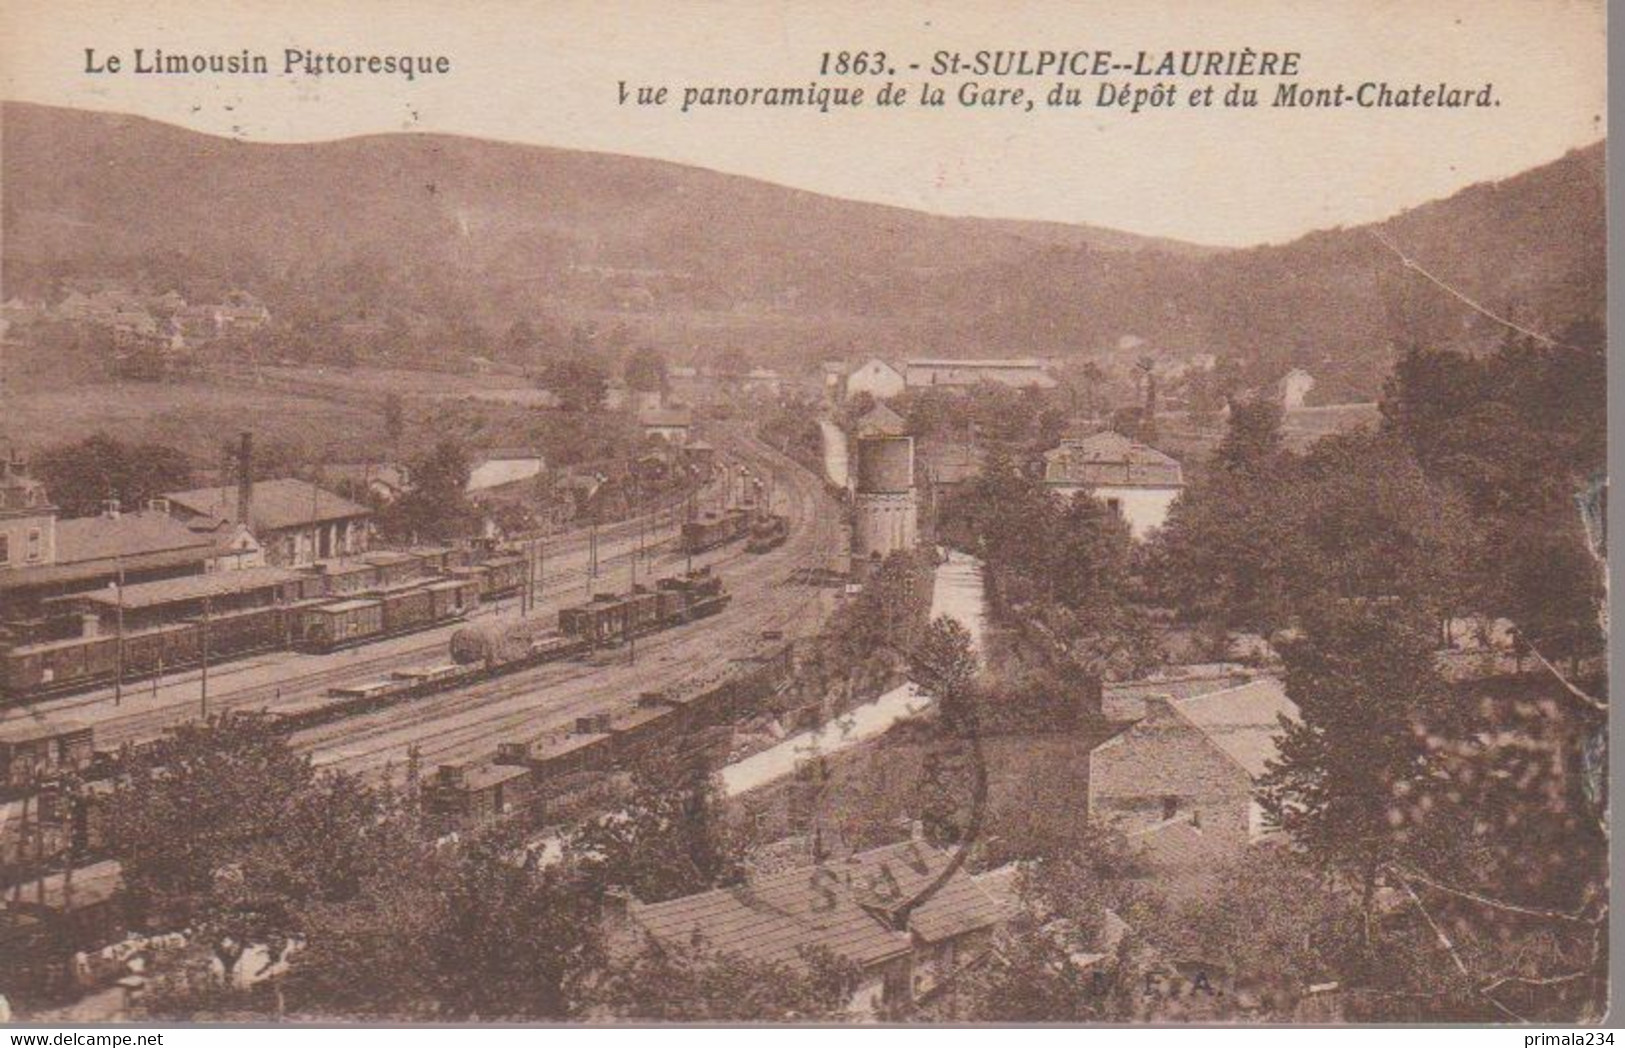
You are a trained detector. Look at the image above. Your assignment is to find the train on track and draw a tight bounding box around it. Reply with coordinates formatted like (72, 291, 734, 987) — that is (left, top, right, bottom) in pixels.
(0, 569, 736, 794)
(425, 641, 794, 826)
(745, 513, 788, 553)
(679, 507, 754, 555)
(0, 548, 528, 703)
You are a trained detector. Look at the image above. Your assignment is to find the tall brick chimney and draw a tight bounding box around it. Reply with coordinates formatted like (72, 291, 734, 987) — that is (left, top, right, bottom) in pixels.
(236, 431, 254, 528)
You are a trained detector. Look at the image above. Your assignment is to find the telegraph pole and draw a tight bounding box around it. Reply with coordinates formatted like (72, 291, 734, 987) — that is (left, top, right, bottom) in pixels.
(199, 595, 211, 718)
(113, 555, 125, 707)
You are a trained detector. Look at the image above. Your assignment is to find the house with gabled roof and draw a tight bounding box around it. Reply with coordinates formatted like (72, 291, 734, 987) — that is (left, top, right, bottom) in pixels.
(1087, 677, 1299, 898)
(614, 839, 1013, 1017)
(1042, 430, 1185, 539)
(844, 358, 906, 401)
(162, 478, 371, 568)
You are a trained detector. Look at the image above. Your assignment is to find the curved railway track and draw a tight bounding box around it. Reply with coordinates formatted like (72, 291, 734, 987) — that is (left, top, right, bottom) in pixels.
(300, 428, 843, 777)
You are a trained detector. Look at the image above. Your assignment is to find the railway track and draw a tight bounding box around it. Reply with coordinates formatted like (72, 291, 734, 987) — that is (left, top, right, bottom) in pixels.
(300, 428, 843, 777)
(0, 499, 704, 748)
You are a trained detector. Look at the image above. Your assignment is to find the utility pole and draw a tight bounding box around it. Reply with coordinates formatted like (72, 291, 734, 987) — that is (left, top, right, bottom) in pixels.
(113, 555, 125, 707)
(200, 595, 211, 719)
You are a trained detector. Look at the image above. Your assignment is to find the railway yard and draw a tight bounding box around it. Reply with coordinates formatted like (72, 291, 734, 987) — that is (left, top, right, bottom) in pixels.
(0, 426, 846, 866)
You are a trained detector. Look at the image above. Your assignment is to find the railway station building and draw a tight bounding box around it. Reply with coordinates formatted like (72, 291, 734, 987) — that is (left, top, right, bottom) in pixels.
(0, 453, 216, 629)
(161, 478, 372, 569)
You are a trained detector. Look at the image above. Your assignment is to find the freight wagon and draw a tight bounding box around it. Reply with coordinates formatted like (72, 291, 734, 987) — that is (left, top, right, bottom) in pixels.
(0, 720, 94, 794)
(292, 598, 384, 653)
(679, 508, 753, 555)
(745, 513, 789, 553)
(362, 550, 425, 588)
(479, 555, 529, 599)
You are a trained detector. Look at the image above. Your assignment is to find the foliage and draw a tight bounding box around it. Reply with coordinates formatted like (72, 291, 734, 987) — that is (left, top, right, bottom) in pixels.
(941, 451, 1163, 683)
(1148, 428, 1476, 634)
(105, 715, 356, 980)
(1379, 337, 1607, 663)
(376, 437, 477, 542)
(541, 357, 608, 413)
(33, 432, 193, 518)
(566, 755, 741, 905)
(1257, 606, 1462, 900)
(623, 345, 668, 393)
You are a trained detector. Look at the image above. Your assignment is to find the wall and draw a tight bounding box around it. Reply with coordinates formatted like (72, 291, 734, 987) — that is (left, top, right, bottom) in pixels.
(846, 361, 905, 400)
(1051, 484, 1181, 540)
(0, 510, 55, 570)
(853, 491, 917, 562)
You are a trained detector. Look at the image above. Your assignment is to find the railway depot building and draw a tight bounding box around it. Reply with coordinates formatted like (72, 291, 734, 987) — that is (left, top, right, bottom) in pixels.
(0, 454, 216, 628)
(161, 478, 372, 568)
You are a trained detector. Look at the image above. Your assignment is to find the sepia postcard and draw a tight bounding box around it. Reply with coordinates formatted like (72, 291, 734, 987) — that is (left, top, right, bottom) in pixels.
(0, 0, 1611, 1032)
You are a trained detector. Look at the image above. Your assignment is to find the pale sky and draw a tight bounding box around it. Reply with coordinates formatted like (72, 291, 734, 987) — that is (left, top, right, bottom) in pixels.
(0, 0, 1606, 246)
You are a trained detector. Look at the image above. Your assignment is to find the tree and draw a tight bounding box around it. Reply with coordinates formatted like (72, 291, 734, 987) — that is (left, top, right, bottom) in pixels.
(566, 755, 741, 904)
(33, 433, 193, 517)
(623, 345, 668, 393)
(103, 715, 357, 982)
(541, 357, 608, 413)
(379, 438, 476, 542)
(417, 839, 601, 1019)
(1213, 396, 1286, 475)
(1256, 606, 1462, 938)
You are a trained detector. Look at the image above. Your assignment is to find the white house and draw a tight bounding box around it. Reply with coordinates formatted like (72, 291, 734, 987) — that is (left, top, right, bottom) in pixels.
(467, 450, 546, 493)
(1043, 431, 1184, 540)
(845, 358, 906, 400)
(1278, 368, 1315, 409)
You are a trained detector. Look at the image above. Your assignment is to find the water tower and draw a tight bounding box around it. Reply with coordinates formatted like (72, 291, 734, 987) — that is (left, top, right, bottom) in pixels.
(850, 404, 917, 571)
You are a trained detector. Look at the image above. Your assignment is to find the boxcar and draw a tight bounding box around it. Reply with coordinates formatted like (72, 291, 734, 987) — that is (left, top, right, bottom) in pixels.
(480, 555, 528, 599)
(204, 605, 286, 659)
(410, 546, 453, 575)
(559, 595, 623, 644)
(1, 635, 118, 698)
(448, 564, 492, 598)
(293, 599, 385, 653)
(426, 578, 480, 621)
(316, 561, 380, 597)
(424, 762, 532, 823)
(363, 551, 424, 588)
(379, 586, 436, 635)
(0, 720, 94, 791)
(622, 589, 664, 636)
(516, 729, 614, 781)
(113, 623, 200, 681)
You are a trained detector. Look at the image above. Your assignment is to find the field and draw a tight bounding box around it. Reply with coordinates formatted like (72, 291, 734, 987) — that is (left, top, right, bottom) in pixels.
(5, 379, 389, 465)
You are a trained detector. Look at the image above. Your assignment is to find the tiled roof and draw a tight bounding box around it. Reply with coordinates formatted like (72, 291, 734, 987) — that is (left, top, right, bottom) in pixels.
(853, 403, 908, 437)
(906, 358, 1047, 369)
(164, 479, 370, 532)
(640, 407, 693, 427)
(53, 510, 216, 565)
(67, 565, 303, 610)
(1172, 678, 1299, 779)
(1044, 432, 1184, 488)
(630, 840, 1006, 970)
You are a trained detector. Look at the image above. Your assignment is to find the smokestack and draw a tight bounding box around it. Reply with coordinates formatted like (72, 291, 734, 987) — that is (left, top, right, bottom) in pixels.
(236, 431, 253, 528)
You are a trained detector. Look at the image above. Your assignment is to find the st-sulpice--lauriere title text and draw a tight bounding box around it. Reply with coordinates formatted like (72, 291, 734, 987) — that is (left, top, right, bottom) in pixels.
(83, 48, 452, 80)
